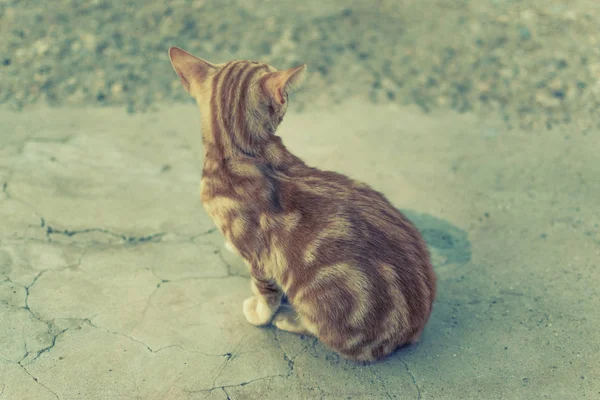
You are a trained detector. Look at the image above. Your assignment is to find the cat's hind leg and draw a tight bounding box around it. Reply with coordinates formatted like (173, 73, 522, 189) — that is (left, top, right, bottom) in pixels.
(272, 305, 312, 335)
(243, 276, 282, 326)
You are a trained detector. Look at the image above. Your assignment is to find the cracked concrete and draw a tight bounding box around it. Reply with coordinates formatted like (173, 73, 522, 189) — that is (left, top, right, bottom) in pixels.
(1, 101, 599, 400)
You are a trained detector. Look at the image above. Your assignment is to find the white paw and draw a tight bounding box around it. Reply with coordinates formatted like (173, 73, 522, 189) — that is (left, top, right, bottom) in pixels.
(243, 296, 273, 326)
(272, 313, 295, 331)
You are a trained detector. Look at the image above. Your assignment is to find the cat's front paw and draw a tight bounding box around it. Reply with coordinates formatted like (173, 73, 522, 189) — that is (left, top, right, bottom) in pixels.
(243, 296, 274, 326)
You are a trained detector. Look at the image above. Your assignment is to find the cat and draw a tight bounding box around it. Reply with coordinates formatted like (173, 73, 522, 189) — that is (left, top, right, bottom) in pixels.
(168, 46, 437, 362)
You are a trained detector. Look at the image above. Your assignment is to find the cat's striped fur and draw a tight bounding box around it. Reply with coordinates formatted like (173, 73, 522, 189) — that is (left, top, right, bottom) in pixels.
(169, 47, 436, 362)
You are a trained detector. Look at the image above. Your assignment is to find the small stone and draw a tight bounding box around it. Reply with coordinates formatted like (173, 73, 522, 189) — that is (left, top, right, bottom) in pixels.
(535, 90, 560, 108)
(549, 78, 563, 91)
(111, 83, 124, 96)
(33, 73, 46, 83)
(476, 81, 491, 92)
(15, 48, 29, 62)
(80, 33, 98, 51)
(33, 39, 51, 55)
(521, 9, 536, 21)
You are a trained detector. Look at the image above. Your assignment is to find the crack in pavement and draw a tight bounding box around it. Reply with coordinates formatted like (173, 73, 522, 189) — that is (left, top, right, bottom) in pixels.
(192, 331, 297, 396)
(2, 181, 219, 247)
(18, 362, 60, 400)
(208, 352, 234, 393)
(83, 318, 233, 359)
(16, 271, 73, 367)
(190, 374, 288, 396)
(399, 359, 421, 400)
(217, 248, 248, 279)
(271, 329, 295, 379)
(84, 318, 162, 354)
(45, 225, 165, 245)
(1, 182, 46, 223)
(30, 328, 69, 363)
(140, 254, 245, 322)
(139, 275, 168, 322)
(221, 387, 231, 400)
(370, 368, 393, 400)
(23, 271, 49, 325)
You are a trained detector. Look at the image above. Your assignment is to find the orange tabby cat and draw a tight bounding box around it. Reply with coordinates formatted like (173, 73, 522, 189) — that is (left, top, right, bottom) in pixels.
(168, 47, 436, 362)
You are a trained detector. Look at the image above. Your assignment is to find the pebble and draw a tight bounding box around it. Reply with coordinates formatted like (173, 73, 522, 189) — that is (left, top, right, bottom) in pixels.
(535, 90, 561, 108)
(476, 81, 491, 93)
(80, 33, 98, 52)
(520, 10, 537, 21)
(549, 78, 564, 91)
(111, 83, 124, 96)
(33, 39, 51, 56)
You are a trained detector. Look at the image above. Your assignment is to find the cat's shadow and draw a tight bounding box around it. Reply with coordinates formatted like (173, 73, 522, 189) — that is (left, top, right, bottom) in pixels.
(401, 209, 471, 267)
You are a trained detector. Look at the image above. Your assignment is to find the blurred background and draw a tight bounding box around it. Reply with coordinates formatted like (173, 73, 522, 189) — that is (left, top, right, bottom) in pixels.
(2, 0, 599, 131)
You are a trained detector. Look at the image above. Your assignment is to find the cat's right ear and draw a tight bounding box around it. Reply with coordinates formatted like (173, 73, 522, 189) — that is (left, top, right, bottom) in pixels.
(168, 47, 216, 95)
(262, 64, 307, 105)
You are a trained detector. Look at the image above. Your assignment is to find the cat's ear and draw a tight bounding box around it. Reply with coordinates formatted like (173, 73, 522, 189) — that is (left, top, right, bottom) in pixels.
(262, 64, 307, 105)
(168, 47, 216, 94)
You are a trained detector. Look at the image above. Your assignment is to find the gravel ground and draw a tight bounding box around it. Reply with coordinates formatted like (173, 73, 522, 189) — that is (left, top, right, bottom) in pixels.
(1, 0, 599, 131)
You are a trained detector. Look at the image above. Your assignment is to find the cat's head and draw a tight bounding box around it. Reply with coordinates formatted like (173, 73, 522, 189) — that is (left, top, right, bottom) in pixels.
(168, 47, 306, 152)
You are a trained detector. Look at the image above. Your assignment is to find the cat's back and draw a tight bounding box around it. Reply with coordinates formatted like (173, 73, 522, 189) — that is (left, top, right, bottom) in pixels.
(282, 167, 430, 263)
(279, 167, 436, 362)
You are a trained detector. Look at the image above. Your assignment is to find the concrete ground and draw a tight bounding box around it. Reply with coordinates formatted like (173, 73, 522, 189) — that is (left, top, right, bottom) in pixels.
(1, 99, 598, 399)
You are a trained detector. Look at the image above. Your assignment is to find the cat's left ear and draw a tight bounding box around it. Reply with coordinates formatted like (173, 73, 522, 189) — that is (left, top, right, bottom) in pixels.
(262, 64, 307, 105)
(169, 47, 216, 95)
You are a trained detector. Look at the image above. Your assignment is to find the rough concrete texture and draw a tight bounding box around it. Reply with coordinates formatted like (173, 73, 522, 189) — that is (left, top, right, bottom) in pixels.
(1, 101, 598, 399)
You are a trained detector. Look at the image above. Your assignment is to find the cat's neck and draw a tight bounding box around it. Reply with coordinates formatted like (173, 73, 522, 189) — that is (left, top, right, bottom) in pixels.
(259, 136, 303, 169)
(202, 130, 302, 173)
